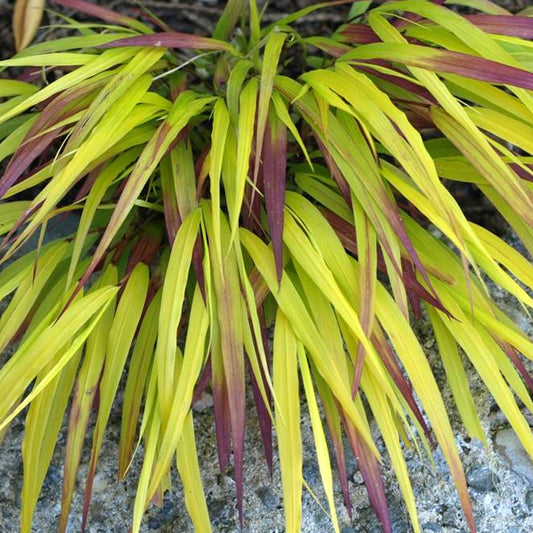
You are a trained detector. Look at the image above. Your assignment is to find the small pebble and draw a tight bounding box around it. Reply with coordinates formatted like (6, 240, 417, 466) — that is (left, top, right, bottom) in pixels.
(466, 465, 496, 491)
(341, 527, 357, 533)
(256, 486, 279, 511)
(192, 391, 213, 412)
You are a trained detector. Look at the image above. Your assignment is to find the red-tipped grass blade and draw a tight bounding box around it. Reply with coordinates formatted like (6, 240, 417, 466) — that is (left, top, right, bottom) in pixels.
(464, 15, 533, 39)
(101, 32, 234, 52)
(263, 110, 288, 282)
(342, 43, 533, 91)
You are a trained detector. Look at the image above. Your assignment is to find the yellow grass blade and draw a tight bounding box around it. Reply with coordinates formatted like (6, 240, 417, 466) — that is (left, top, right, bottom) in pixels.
(15, 33, 135, 56)
(131, 389, 163, 533)
(156, 208, 202, 422)
(433, 283, 533, 460)
(66, 148, 141, 287)
(274, 311, 302, 533)
(134, 287, 209, 527)
(0, 52, 95, 68)
(227, 78, 257, 241)
(298, 348, 340, 533)
(233, 233, 276, 416)
(176, 412, 212, 532)
(119, 289, 161, 477)
(428, 307, 486, 443)
(82, 94, 214, 284)
(283, 210, 376, 360)
(284, 193, 399, 394)
(59, 265, 118, 533)
(0, 201, 31, 235)
(226, 59, 254, 122)
(0, 114, 37, 164)
(362, 371, 420, 533)
(0, 79, 38, 97)
(21, 347, 81, 533)
(60, 48, 166, 152)
(253, 31, 287, 186)
(353, 196, 379, 381)
(209, 99, 231, 267)
(0, 285, 119, 431)
(86, 263, 149, 464)
(272, 92, 312, 167)
(375, 0, 533, 110)
(0, 240, 69, 353)
(0, 48, 138, 127)
(8, 76, 157, 257)
(373, 274, 475, 530)
(383, 163, 533, 309)
(203, 205, 247, 514)
(240, 228, 379, 456)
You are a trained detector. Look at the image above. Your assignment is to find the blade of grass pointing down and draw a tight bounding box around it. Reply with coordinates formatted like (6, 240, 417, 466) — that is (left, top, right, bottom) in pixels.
(81, 264, 149, 532)
(132, 287, 209, 533)
(59, 266, 118, 533)
(274, 311, 302, 533)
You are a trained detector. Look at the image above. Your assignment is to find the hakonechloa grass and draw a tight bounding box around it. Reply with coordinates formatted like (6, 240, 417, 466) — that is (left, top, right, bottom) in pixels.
(1, 1, 533, 532)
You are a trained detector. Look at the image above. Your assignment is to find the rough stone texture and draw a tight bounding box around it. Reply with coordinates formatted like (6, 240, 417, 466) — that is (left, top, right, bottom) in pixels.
(465, 466, 496, 492)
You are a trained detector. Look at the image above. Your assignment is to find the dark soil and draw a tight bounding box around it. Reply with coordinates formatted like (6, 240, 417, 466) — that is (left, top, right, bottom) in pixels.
(1, 0, 529, 61)
(1, 0, 529, 69)
(0, 0, 350, 61)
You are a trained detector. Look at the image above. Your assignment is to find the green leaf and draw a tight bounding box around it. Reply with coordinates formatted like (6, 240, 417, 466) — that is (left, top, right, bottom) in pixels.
(348, 1, 372, 20)
(213, 0, 245, 40)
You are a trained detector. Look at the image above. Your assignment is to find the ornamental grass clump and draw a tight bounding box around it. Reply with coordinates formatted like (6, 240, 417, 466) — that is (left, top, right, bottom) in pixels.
(1, 0, 533, 531)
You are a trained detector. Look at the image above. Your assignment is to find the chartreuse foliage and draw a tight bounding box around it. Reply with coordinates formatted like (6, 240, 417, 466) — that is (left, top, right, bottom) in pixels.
(1, 0, 533, 531)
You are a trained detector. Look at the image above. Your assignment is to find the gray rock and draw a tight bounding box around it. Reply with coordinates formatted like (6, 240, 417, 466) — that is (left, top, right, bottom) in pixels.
(466, 465, 496, 491)
(341, 527, 357, 533)
(495, 428, 533, 486)
(256, 486, 280, 511)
